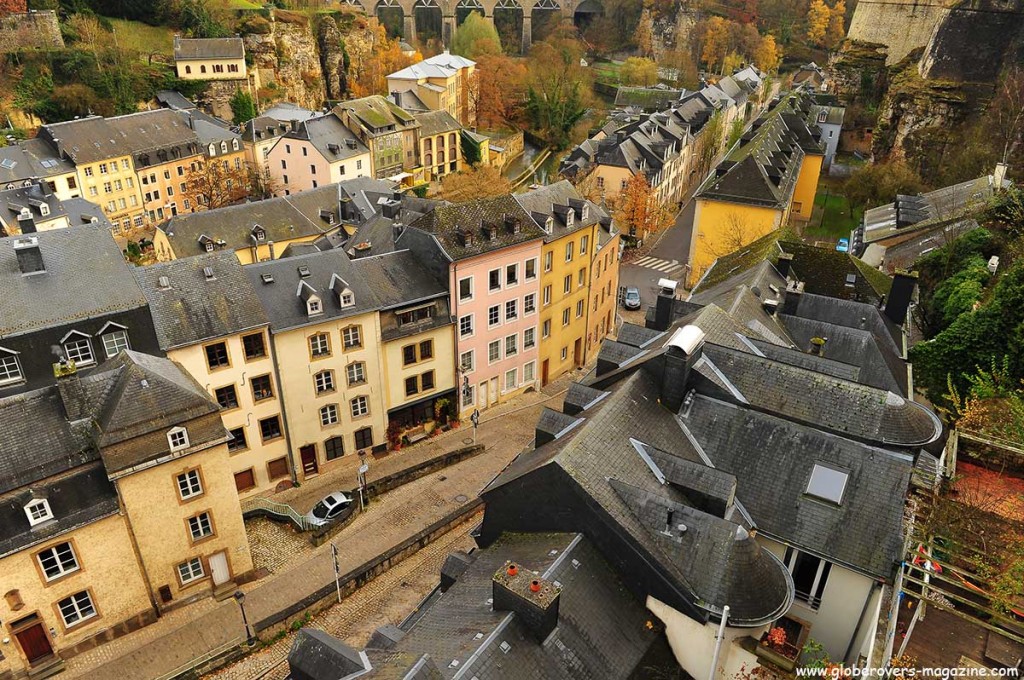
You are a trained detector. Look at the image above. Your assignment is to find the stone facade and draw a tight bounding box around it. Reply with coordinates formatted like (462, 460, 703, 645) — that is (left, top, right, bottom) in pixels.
(0, 11, 63, 53)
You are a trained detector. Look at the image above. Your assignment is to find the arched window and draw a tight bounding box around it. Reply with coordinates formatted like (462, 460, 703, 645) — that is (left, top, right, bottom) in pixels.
(185, 65, 192, 74)
(200, 65, 207, 74)
(449, 132, 457, 148)
(437, 136, 445, 149)
(438, 150, 445, 164)
(425, 153, 432, 166)
(424, 138, 432, 152)
(220, 141, 228, 154)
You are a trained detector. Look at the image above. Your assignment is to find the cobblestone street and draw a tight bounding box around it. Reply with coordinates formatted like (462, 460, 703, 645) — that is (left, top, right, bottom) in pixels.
(62, 370, 582, 680)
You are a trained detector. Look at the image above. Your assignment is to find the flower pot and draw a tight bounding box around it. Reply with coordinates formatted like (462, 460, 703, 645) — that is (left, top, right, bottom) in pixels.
(755, 641, 798, 673)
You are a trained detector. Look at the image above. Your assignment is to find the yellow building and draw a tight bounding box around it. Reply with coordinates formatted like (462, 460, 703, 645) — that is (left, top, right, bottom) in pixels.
(386, 51, 477, 127)
(412, 110, 463, 184)
(588, 218, 622, 358)
(688, 95, 824, 288)
(174, 36, 247, 80)
(0, 351, 252, 677)
(247, 250, 389, 479)
(134, 253, 293, 497)
(516, 181, 619, 385)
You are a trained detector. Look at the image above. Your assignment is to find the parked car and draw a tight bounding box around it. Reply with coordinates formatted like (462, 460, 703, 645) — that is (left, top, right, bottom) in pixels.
(835, 238, 850, 253)
(304, 492, 353, 527)
(623, 286, 642, 310)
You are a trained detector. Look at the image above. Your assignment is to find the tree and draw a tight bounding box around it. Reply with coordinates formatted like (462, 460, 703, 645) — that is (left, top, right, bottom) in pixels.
(826, 0, 846, 49)
(620, 57, 659, 86)
(0, 0, 26, 14)
(697, 110, 726, 176)
(700, 16, 731, 69)
(247, 164, 282, 201)
(613, 173, 672, 242)
(722, 52, 744, 74)
(183, 157, 251, 211)
(451, 11, 503, 60)
(992, 66, 1024, 165)
(229, 89, 256, 126)
(347, 19, 420, 98)
(726, 118, 745, 149)
(806, 0, 830, 47)
(842, 161, 923, 212)
(437, 164, 512, 202)
(660, 48, 699, 88)
(524, 25, 592, 147)
(65, 14, 107, 64)
(471, 53, 527, 130)
(753, 34, 781, 72)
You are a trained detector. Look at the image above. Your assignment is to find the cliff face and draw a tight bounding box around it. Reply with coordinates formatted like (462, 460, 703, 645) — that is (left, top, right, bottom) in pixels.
(918, 0, 1024, 82)
(245, 17, 325, 110)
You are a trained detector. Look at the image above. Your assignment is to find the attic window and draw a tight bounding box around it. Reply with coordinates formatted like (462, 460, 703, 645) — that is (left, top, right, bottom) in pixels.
(167, 426, 190, 452)
(252, 225, 266, 241)
(581, 203, 589, 220)
(340, 291, 354, 307)
(307, 297, 323, 316)
(158, 275, 171, 289)
(203, 267, 215, 280)
(817, 111, 827, 123)
(205, 242, 214, 253)
(806, 463, 847, 504)
(24, 499, 53, 526)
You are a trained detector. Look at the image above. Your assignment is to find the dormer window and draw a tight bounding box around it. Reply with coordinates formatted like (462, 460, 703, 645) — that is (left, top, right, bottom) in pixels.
(39, 204, 50, 217)
(220, 141, 228, 154)
(0, 347, 23, 385)
(232, 139, 240, 151)
(25, 499, 53, 526)
(566, 209, 575, 228)
(581, 203, 589, 220)
(545, 216, 554, 233)
(168, 426, 189, 451)
(817, 110, 827, 124)
(208, 143, 216, 156)
(307, 297, 322, 315)
(205, 242, 214, 252)
(341, 292, 354, 307)
(330, 274, 354, 307)
(61, 330, 95, 367)
(252, 225, 266, 241)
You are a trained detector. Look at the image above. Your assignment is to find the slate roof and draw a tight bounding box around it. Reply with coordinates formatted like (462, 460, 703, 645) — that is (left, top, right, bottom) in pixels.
(288, 629, 370, 680)
(389, 90, 430, 113)
(779, 240, 890, 304)
(562, 383, 608, 413)
(335, 96, 419, 137)
(352, 249, 448, 309)
(61, 197, 112, 228)
(39, 109, 201, 165)
(0, 225, 149, 337)
(241, 116, 294, 144)
(280, 113, 370, 164)
(0, 138, 76, 184)
(0, 181, 66, 230)
(614, 85, 685, 111)
(408, 195, 545, 261)
(596, 340, 646, 368)
(680, 394, 913, 579)
(513, 180, 609, 244)
(155, 90, 197, 111)
(386, 51, 475, 81)
(412, 110, 460, 138)
(174, 36, 244, 60)
(134, 251, 269, 350)
(614, 323, 664, 348)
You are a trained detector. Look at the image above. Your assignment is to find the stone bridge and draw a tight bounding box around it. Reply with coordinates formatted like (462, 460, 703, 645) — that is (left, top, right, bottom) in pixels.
(335, 0, 603, 52)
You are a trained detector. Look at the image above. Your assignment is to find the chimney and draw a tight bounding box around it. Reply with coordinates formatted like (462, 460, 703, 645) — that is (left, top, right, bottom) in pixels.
(661, 325, 705, 412)
(267, 240, 276, 259)
(776, 252, 793, 279)
(17, 211, 37, 234)
(54, 358, 89, 422)
(290, 119, 299, 132)
(13, 236, 44, 275)
(492, 561, 561, 643)
(653, 292, 675, 331)
(884, 270, 918, 325)
(809, 336, 827, 356)
(781, 279, 804, 316)
(381, 199, 400, 220)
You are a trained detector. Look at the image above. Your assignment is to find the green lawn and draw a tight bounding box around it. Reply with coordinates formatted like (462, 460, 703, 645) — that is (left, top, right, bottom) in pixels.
(106, 18, 176, 56)
(591, 61, 622, 85)
(804, 183, 862, 243)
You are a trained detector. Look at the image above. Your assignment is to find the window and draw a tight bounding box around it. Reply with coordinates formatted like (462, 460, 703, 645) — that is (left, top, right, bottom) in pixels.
(459, 314, 474, 337)
(462, 384, 475, 408)
(596, 176, 604, 189)
(544, 251, 553, 272)
(524, 293, 536, 314)
(786, 548, 831, 610)
(251, 374, 274, 401)
(403, 345, 418, 365)
(563, 275, 572, 294)
(524, 327, 536, 350)
(176, 469, 202, 499)
(505, 334, 517, 357)
(460, 350, 475, 373)
(37, 542, 79, 581)
(25, 499, 52, 526)
(488, 305, 501, 327)
(524, 361, 535, 382)
(405, 376, 419, 397)
(793, 201, 803, 213)
(506, 263, 519, 286)
(347, 362, 366, 385)
(505, 368, 517, 391)
(505, 299, 518, 321)
(565, 242, 574, 262)
(309, 333, 330, 357)
(543, 286, 551, 306)
(0, 352, 23, 385)
(419, 340, 433, 360)
(64, 336, 95, 367)
(525, 258, 537, 281)
(99, 163, 108, 174)
(320, 404, 339, 426)
(214, 384, 239, 409)
(580, 235, 589, 254)
(314, 370, 335, 394)
(188, 512, 213, 541)
(84, 166, 94, 177)
(205, 342, 229, 369)
(576, 299, 584, 318)
(342, 326, 361, 349)
(354, 427, 372, 449)
(542, 319, 551, 338)
(324, 436, 344, 460)
(488, 269, 501, 292)
(562, 309, 570, 326)
(806, 464, 848, 504)
(168, 427, 190, 451)
(58, 591, 97, 627)
(421, 370, 435, 391)
(177, 557, 205, 585)
(227, 426, 247, 452)
(488, 340, 501, 363)
(561, 347, 568, 361)
(260, 416, 283, 441)
(242, 333, 266, 360)
(459, 276, 473, 301)
(351, 396, 368, 418)
(578, 268, 586, 287)
(267, 457, 289, 480)
(234, 469, 256, 492)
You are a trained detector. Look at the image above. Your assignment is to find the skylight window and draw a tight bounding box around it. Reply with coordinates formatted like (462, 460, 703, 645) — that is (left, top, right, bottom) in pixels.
(806, 463, 848, 504)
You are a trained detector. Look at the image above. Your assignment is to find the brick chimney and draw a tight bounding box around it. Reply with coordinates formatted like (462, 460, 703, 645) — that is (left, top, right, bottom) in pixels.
(17, 210, 37, 234)
(653, 293, 675, 331)
(781, 279, 804, 316)
(661, 325, 705, 412)
(492, 561, 560, 643)
(884, 270, 918, 325)
(53, 358, 89, 422)
(13, 236, 44, 275)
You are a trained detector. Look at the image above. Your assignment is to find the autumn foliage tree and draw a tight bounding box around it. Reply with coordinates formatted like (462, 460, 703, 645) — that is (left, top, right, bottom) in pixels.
(436, 164, 512, 202)
(620, 57, 659, 86)
(826, 0, 847, 49)
(347, 19, 421, 98)
(452, 12, 503, 60)
(806, 0, 831, 47)
(613, 173, 672, 242)
(471, 54, 527, 130)
(524, 24, 592, 147)
(183, 157, 251, 211)
(753, 34, 782, 72)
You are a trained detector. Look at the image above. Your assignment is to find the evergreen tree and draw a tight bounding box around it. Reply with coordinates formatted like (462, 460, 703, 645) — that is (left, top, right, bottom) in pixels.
(229, 89, 257, 126)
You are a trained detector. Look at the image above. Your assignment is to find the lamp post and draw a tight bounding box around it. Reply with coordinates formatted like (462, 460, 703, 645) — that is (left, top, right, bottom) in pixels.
(233, 590, 256, 647)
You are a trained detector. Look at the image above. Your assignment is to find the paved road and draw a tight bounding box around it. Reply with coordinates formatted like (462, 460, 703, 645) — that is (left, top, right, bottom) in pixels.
(619, 197, 697, 311)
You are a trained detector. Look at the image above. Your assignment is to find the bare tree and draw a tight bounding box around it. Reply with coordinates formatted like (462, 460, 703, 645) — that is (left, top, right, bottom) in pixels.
(993, 66, 1024, 165)
(182, 158, 251, 211)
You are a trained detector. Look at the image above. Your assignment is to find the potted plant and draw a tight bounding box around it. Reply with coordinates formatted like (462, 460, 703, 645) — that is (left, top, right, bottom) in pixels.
(755, 627, 799, 672)
(386, 421, 403, 451)
(434, 398, 451, 426)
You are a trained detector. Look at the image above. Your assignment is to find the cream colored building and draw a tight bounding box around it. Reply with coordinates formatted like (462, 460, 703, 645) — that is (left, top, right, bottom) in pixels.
(174, 36, 247, 80)
(387, 51, 477, 127)
(134, 253, 293, 497)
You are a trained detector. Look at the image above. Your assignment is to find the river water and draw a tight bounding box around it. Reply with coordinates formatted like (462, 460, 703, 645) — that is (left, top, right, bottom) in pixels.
(502, 139, 562, 187)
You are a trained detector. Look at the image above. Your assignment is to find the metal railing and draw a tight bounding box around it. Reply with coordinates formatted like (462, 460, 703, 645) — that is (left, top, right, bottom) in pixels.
(242, 497, 313, 532)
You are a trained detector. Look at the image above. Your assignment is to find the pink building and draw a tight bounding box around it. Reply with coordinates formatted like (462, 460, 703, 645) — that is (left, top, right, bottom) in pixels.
(267, 114, 372, 197)
(400, 196, 544, 417)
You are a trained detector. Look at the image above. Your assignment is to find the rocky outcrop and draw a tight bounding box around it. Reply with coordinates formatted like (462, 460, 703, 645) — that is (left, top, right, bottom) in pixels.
(317, 16, 349, 101)
(244, 15, 326, 110)
(846, 0, 952, 65)
(918, 0, 1023, 82)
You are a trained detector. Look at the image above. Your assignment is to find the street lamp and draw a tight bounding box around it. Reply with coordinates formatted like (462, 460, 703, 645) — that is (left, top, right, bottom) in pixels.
(233, 590, 256, 647)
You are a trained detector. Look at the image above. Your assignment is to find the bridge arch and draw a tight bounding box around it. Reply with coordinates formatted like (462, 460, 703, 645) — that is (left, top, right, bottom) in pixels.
(375, 0, 406, 39)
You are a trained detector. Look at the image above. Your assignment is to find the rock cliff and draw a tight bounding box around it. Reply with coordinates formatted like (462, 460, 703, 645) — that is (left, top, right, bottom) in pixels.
(245, 15, 326, 111)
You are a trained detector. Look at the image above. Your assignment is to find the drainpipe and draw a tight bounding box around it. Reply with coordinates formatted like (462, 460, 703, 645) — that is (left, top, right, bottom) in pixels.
(708, 605, 729, 680)
(266, 331, 299, 485)
(863, 582, 885, 670)
(844, 581, 881, 665)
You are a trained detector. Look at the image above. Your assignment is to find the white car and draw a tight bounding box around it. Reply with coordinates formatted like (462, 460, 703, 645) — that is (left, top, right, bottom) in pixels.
(303, 492, 353, 527)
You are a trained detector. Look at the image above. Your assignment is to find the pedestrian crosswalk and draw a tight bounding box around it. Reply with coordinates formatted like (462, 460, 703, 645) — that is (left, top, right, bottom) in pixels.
(632, 256, 685, 276)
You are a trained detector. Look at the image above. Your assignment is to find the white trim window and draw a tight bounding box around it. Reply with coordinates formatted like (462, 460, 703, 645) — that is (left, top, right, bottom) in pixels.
(38, 542, 79, 581)
(525, 258, 538, 281)
(784, 546, 832, 610)
(350, 395, 369, 418)
(524, 293, 536, 315)
(505, 334, 517, 358)
(63, 333, 95, 367)
(188, 513, 213, 541)
(320, 403, 339, 426)
(178, 557, 205, 585)
(505, 299, 518, 321)
(523, 360, 536, 383)
(314, 370, 335, 394)
(488, 340, 500, 364)
(458, 276, 474, 302)
(488, 305, 501, 328)
(504, 368, 517, 391)
(346, 362, 366, 385)
(460, 350, 475, 373)
(459, 314, 474, 338)
(176, 469, 203, 500)
(58, 591, 97, 627)
(523, 327, 536, 350)
(0, 349, 23, 385)
(102, 329, 130, 358)
(168, 426, 190, 451)
(24, 499, 53, 526)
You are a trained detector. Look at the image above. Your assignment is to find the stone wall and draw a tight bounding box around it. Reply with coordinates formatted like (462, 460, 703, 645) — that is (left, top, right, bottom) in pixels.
(918, 0, 1024, 82)
(0, 10, 63, 53)
(846, 0, 952, 65)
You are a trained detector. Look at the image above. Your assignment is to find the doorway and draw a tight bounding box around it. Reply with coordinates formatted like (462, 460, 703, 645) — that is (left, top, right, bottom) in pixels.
(13, 615, 54, 665)
(478, 381, 488, 411)
(489, 377, 498, 405)
(573, 338, 582, 368)
(299, 445, 318, 477)
(209, 551, 231, 587)
(541, 359, 549, 386)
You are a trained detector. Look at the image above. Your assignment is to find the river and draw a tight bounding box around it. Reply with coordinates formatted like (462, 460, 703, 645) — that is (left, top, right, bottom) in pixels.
(502, 139, 562, 188)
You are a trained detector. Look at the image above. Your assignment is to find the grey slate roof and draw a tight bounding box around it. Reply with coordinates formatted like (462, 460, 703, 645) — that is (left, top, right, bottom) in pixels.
(408, 195, 545, 261)
(536, 407, 584, 439)
(174, 36, 244, 60)
(614, 323, 665, 349)
(0, 181, 66, 230)
(288, 629, 370, 680)
(562, 382, 608, 414)
(61, 197, 112, 228)
(412, 110, 460, 137)
(0, 225, 149, 337)
(156, 90, 198, 111)
(747, 337, 862, 382)
(39, 109, 201, 166)
(352, 249, 448, 309)
(133, 251, 269, 350)
(0, 138, 77, 185)
(596, 340, 646, 368)
(280, 113, 370, 164)
(513, 180, 609, 244)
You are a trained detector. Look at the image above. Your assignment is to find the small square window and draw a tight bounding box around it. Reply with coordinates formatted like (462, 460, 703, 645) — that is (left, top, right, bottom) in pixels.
(320, 403, 339, 426)
(38, 542, 79, 580)
(347, 362, 366, 385)
(251, 374, 274, 401)
(188, 512, 213, 541)
(419, 340, 433, 360)
(315, 370, 335, 394)
(505, 299, 518, 321)
(354, 427, 372, 449)
(58, 591, 96, 627)
(488, 305, 501, 327)
(242, 333, 266, 360)
(64, 337, 95, 367)
(227, 426, 248, 452)
(205, 342, 229, 369)
(351, 396, 369, 418)
(403, 345, 418, 365)
(524, 294, 536, 314)
(25, 499, 53, 526)
(309, 333, 330, 357)
(460, 350, 475, 372)
(177, 557, 205, 585)
(343, 326, 361, 349)
(168, 427, 190, 451)
(260, 416, 283, 441)
(806, 464, 848, 504)
(214, 384, 239, 409)
(176, 469, 202, 499)
(102, 330, 130, 358)
(459, 315, 474, 337)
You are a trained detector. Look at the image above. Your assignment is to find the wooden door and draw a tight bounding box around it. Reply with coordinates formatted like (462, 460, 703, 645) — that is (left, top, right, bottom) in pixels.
(209, 551, 231, 587)
(478, 381, 488, 411)
(573, 338, 583, 367)
(15, 622, 53, 665)
(489, 377, 498, 405)
(299, 445, 318, 476)
(541, 359, 549, 386)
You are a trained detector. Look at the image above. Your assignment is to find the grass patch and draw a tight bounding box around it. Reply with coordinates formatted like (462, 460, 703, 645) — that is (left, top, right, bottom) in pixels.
(212, 0, 264, 7)
(106, 18, 176, 57)
(591, 60, 622, 85)
(804, 182, 862, 242)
